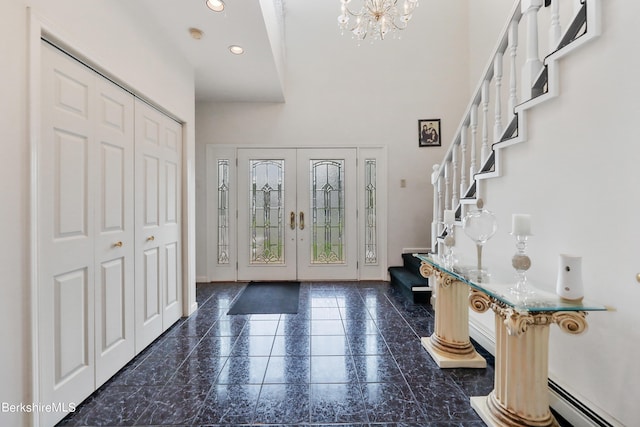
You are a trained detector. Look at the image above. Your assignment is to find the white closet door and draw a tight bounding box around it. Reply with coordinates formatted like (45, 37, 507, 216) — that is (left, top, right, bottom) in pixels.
(134, 100, 182, 352)
(161, 117, 183, 329)
(39, 42, 97, 425)
(93, 78, 136, 387)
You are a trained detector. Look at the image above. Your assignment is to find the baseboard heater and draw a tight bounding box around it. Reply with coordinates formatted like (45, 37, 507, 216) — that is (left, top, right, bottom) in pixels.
(548, 379, 614, 427)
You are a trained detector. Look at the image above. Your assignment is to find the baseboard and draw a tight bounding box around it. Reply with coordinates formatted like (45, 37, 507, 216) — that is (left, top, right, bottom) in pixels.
(548, 379, 620, 427)
(402, 247, 430, 254)
(196, 275, 209, 283)
(469, 319, 496, 356)
(186, 301, 198, 317)
(468, 319, 617, 426)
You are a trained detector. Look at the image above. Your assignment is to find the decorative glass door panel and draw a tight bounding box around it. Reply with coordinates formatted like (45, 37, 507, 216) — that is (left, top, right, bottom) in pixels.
(238, 149, 297, 280)
(238, 148, 357, 281)
(297, 149, 357, 280)
(310, 160, 345, 264)
(249, 160, 284, 264)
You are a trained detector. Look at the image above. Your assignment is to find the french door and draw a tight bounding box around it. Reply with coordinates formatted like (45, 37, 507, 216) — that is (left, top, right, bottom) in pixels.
(237, 148, 357, 280)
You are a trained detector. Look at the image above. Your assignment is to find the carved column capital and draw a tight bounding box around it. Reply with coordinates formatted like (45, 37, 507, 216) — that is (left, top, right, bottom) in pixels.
(437, 270, 457, 289)
(491, 306, 589, 337)
(502, 308, 536, 336)
(552, 311, 588, 335)
(469, 289, 491, 313)
(419, 262, 435, 279)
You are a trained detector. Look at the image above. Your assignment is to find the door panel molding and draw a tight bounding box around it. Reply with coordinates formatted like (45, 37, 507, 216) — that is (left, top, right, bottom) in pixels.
(237, 149, 298, 281)
(296, 149, 357, 280)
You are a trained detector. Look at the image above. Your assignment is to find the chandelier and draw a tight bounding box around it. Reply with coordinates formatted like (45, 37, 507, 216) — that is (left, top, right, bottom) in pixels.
(338, 0, 419, 41)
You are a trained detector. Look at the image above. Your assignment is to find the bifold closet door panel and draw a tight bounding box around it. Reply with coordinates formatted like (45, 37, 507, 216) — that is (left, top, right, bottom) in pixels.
(134, 101, 165, 352)
(160, 118, 183, 329)
(134, 100, 183, 353)
(93, 77, 136, 387)
(38, 41, 98, 424)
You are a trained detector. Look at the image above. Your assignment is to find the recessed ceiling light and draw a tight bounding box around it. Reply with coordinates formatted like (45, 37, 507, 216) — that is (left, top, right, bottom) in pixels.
(229, 45, 245, 55)
(189, 27, 204, 40)
(206, 0, 225, 12)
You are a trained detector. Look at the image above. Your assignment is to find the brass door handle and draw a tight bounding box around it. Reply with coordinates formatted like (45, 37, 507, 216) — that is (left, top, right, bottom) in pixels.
(290, 211, 296, 230)
(299, 211, 305, 230)
(147, 235, 155, 242)
(113, 241, 123, 248)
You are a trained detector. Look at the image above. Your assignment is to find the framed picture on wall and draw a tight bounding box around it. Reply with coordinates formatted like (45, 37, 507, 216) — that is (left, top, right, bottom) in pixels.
(418, 119, 441, 147)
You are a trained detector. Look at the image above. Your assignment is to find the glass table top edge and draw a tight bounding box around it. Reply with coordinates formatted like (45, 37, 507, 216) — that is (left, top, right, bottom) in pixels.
(413, 253, 607, 312)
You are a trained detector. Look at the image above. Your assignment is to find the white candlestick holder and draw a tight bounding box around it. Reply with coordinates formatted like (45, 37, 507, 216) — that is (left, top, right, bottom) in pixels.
(509, 234, 534, 295)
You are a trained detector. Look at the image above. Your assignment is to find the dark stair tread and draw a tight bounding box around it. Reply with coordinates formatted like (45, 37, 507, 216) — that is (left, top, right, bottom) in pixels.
(388, 266, 431, 305)
(388, 266, 430, 289)
(401, 253, 426, 276)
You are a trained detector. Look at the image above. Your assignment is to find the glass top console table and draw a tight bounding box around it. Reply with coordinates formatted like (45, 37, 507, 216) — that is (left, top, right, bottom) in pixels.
(413, 254, 606, 427)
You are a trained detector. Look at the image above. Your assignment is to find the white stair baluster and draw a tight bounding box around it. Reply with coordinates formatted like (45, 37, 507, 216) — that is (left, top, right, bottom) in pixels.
(549, 0, 561, 51)
(481, 80, 491, 165)
(460, 127, 468, 199)
(452, 144, 459, 209)
(494, 52, 504, 142)
(432, 164, 441, 250)
(521, 0, 544, 99)
(508, 20, 518, 119)
(470, 104, 478, 178)
(437, 173, 444, 237)
(444, 159, 451, 210)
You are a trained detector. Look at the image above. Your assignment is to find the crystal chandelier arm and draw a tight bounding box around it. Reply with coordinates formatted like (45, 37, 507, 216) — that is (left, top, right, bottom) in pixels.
(338, 0, 418, 41)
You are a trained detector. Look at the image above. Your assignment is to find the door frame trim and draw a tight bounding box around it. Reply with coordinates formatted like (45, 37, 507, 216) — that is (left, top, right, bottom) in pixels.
(205, 144, 388, 282)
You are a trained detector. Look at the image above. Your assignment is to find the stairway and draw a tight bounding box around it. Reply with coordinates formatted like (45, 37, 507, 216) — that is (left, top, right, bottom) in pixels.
(430, 0, 602, 250)
(388, 253, 431, 303)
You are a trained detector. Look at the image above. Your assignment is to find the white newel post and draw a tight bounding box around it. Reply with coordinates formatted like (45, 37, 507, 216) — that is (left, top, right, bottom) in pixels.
(494, 52, 504, 142)
(521, 0, 543, 99)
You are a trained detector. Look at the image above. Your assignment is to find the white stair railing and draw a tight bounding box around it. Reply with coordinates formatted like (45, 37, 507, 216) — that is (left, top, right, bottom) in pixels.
(431, 0, 601, 252)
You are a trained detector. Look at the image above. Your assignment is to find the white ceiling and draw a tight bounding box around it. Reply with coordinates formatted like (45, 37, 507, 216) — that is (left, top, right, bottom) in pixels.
(121, 0, 286, 103)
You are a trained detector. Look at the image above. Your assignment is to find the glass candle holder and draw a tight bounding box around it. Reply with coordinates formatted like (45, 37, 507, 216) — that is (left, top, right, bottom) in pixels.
(509, 234, 533, 295)
(442, 223, 457, 269)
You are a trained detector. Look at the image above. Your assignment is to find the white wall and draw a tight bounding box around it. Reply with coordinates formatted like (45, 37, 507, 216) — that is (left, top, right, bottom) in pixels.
(195, 0, 471, 278)
(456, 1, 640, 425)
(468, 0, 515, 90)
(0, 2, 196, 425)
(0, 3, 31, 426)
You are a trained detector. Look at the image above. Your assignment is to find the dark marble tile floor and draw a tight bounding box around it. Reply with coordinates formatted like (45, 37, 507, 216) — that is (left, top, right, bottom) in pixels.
(57, 281, 501, 426)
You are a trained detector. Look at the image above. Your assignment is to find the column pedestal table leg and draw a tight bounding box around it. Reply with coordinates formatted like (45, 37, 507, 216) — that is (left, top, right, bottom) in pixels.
(419, 263, 486, 368)
(469, 290, 588, 426)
